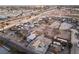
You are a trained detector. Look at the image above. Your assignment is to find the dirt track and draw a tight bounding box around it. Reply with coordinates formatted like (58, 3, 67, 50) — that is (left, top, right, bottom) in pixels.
(0, 8, 78, 31)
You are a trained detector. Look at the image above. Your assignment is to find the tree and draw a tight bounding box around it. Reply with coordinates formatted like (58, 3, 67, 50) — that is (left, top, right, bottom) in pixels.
(1, 22, 5, 33)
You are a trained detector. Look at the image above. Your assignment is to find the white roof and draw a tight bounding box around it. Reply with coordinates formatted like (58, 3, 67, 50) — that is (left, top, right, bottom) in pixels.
(57, 38, 67, 42)
(53, 41, 61, 45)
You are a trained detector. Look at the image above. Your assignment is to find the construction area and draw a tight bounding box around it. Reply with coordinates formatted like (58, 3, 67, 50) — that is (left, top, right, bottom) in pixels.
(0, 6, 79, 54)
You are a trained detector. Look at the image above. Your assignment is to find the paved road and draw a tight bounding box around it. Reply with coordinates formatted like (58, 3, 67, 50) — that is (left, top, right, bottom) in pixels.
(0, 46, 10, 54)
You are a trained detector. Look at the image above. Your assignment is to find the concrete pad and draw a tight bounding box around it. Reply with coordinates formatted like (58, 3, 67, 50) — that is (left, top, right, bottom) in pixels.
(59, 22, 72, 30)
